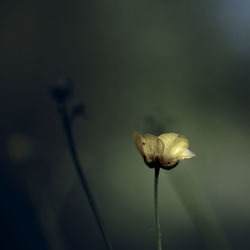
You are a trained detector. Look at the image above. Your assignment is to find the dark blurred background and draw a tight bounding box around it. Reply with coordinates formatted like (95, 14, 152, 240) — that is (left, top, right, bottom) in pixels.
(1, 0, 250, 249)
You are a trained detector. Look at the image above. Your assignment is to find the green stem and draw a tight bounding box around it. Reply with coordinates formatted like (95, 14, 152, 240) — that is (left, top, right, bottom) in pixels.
(58, 103, 113, 250)
(154, 167, 162, 250)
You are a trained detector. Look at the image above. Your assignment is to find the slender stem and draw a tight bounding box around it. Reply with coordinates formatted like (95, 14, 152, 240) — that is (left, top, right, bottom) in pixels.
(58, 103, 113, 250)
(154, 167, 162, 250)
(168, 170, 232, 250)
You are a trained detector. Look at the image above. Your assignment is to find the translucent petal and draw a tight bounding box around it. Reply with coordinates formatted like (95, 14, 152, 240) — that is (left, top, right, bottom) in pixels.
(179, 149, 196, 160)
(143, 134, 164, 163)
(133, 131, 144, 157)
(158, 133, 189, 162)
(133, 131, 164, 164)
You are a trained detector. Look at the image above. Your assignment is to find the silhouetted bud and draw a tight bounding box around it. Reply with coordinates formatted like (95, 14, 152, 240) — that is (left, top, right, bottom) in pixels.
(51, 77, 73, 103)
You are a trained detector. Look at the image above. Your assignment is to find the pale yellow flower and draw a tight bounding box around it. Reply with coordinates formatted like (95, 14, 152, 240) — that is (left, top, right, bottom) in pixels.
(133, 131, 195, 170)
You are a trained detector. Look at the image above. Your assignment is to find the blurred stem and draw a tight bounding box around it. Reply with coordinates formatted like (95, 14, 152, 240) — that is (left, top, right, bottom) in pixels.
(154, 167, 162, 250)
(58, 103, 113, 250)
(167, 169, 232, 250)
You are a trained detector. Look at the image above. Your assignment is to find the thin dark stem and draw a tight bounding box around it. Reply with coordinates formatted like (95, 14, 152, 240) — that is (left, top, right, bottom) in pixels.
(58, 103, 112, 250)
(154, 167, 162, 250)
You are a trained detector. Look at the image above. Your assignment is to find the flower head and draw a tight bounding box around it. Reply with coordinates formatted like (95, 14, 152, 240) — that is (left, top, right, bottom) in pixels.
(51, 77, 73, 103)
(133, 131, 195, 170)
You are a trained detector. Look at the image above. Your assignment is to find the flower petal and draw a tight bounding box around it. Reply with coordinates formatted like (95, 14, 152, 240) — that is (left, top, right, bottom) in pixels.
(179, 149, 196, 160)
(133, 131, 144, 157)
(143, 134, 164, 163)
(133, 131, 164, 164)
(158, 133, 189, 162)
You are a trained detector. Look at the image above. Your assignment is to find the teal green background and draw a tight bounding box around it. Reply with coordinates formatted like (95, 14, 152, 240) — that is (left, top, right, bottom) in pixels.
(1, 0, 250, 249)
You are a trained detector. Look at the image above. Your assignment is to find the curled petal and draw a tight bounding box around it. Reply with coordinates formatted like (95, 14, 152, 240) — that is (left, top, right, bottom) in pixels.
(143, 134, 164, 163)
(158, 133, 189, 163)
(133, 131, 144, 157)
(133, 131, 164, 165)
